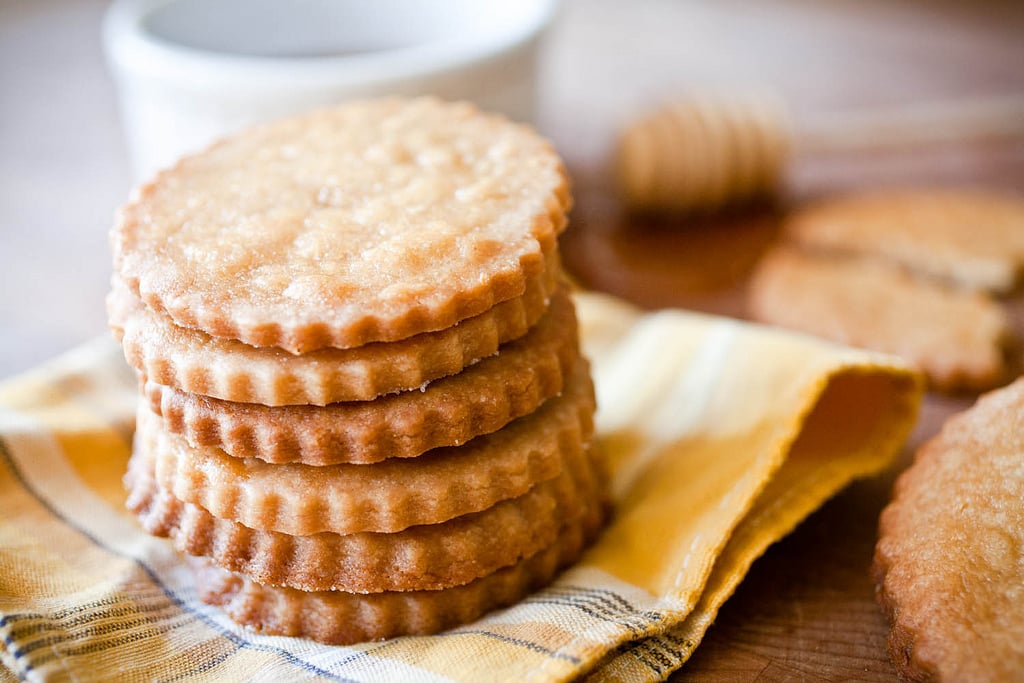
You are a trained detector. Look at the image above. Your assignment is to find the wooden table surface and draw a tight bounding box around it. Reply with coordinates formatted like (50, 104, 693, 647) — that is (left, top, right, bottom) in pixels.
(4, 1, 1024, 680)
(550, 2, 1024, 680)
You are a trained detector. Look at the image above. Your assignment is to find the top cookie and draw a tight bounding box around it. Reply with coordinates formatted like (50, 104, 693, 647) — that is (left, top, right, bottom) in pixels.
(113, 97, 570, 353)
(786, 188, 1024, 293)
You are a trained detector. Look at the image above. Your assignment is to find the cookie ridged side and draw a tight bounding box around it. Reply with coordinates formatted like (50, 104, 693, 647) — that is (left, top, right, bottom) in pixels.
(872, 379, 1024, 681)
(144, 288, 578, 465)
(113, 97, 572, 353)
(109, 254, 561, 406)
(125, 425, 598, 592)
(143, 361, 596, 535)
(189, 483, 608, 645)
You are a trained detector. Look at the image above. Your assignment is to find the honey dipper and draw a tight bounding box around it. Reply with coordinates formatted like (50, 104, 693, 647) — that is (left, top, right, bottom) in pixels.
(615, 91, 1024, 214)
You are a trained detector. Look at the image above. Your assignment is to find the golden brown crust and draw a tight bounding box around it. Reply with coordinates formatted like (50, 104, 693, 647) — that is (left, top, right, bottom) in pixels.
(748, 246, 1010, 392)
(112, 97, 572, 352)
(142, 288, 579, 464)
(125, 428, 599, 593)
(785, 188, 1024, 293)
(141, 361, 596, 535)
(190, 487, 608, 645)
(873, 379, 1024, 681)
(108, 254, 560, 406)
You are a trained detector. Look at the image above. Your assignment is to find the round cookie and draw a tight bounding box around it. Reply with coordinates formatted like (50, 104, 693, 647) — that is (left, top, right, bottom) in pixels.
(189, 486, 607, 645)
(141, 361, 596, 535)
(748, 245, 1009, 392)
(108, 253, 560, 406)
(785, 188, 1024, 293)
(113, 97, 571, 352)
(125, 428, 598, 592)
(873, 378, 1024, 681)
(142, 287, 579, 465)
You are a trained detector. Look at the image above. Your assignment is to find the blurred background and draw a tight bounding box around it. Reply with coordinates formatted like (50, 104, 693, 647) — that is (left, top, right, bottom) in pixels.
(3, 0, 1023, 378)
(2, 1, 1023, 678)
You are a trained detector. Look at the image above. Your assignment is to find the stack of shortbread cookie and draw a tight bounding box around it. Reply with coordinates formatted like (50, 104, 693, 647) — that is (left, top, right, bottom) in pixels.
(108, 98, 608, 644)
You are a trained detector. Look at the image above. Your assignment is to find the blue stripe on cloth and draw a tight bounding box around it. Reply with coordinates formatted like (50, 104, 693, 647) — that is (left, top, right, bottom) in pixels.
(1, 626, 33, 680)
(0, 437, 357, 683)
(447, 631, 581, 662)
(520, 586, 666, 640)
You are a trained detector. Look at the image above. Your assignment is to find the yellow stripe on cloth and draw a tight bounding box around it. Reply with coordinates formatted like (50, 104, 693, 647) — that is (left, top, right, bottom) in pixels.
(0, 293, 921, 682)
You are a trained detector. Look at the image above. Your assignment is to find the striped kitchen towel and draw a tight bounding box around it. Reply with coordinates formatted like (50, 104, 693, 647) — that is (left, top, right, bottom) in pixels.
(0, 291, 921, 682)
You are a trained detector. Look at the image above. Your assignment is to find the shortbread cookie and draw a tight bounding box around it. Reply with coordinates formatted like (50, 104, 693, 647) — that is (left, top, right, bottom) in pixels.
(785, 188, 1024, 293)
(126, 428, 599, 592)
(748, 246, 1009, 391)
(142, 361, 596, 535)
(108, 253, 560, 406)
(190, 485, 607, 644)
(142, 288, 578, 464)
(873, 378, 1024, 681)
(113, 97, 571, 353)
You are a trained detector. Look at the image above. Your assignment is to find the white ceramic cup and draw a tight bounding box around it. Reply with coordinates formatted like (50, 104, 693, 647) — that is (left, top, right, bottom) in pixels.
(104, 0, 558, 182)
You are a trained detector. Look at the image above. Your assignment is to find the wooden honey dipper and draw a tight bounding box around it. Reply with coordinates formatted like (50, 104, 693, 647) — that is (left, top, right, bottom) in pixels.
(615, 91, 1024, 214)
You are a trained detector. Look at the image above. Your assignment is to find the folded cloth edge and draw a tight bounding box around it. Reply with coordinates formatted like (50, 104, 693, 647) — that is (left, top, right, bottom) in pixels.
(0, 291, 925, 683)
